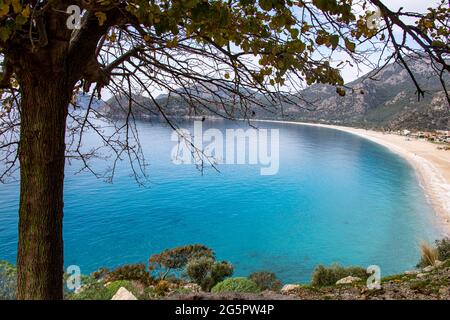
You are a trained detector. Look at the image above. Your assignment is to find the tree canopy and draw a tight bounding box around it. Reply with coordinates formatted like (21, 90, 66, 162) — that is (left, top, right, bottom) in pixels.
(0, 0, 448, 300)
(0, 0, 447, 183)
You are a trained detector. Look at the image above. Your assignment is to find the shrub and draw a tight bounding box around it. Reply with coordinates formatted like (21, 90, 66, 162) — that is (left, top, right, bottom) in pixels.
(91, 267, 110, 280)
(69, 280, 138, 300)
(149, 244, 214, 280)
(141, 286, 158, 300)
(186, 257, 233, 291)
(104, 263, 153, 286)
(0, 260, 16, 300)
(249, 271, 282, 292)
(435, 238, 450, 261)
(154, 280, 171, 296)
(69, 282, 112, 300)
(417, 238, 450, 268)
(211, 277, 260, 294)
(106, 280, 138, 297)
(311, 264, 367, 287)
(417, 242, 439, 268)
(63, 273, 99, 299)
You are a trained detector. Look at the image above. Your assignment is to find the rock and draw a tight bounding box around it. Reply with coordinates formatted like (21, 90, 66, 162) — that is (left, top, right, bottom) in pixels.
(416, 273, 427, 279)
(438, 286, 449, 297)
(422, 265, 435, 272)
(434, 260, 443, 267)
(404, 270, 419, 275)
(336, 276, 361, 285)
(111, 287, 137, 300)
(280, 284, 301, 294)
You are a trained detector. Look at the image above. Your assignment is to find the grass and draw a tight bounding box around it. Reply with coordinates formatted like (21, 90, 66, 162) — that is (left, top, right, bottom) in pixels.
(417, 242, 439, 268)
(381, 273, 416, 283)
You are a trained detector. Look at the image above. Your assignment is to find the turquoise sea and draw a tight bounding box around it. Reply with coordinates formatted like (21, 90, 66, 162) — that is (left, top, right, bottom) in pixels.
(0, 120, 440, 283)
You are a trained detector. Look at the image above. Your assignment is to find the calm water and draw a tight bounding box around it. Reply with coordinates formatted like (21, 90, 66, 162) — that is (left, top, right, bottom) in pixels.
(0, 120, 440, 283)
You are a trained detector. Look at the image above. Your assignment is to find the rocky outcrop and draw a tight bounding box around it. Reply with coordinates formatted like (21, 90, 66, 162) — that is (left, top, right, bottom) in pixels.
(111, 287, 137, 300)
(336, 276, 362, 285)
(166, 291, 297, 300)
(283, 259, 450, 300)
(164, 259, 450, 300)
(280, 284, 302, 294)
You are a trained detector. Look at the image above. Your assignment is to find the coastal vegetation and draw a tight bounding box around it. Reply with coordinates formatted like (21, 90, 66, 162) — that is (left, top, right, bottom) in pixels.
(211, 277, 260, 294)
(417, 238, 450, 269)
(310, 264, 368, 287)
(0, 260, 16, 300)
(248, 272, 282, 292)
(1, 239, 449, 300)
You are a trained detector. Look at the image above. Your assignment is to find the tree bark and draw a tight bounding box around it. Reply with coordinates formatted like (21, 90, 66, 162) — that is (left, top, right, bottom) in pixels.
(16, 70, 71, 300)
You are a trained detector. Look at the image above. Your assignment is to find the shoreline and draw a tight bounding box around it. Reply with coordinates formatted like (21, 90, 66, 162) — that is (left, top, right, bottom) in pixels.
(248, 119, 450, 236)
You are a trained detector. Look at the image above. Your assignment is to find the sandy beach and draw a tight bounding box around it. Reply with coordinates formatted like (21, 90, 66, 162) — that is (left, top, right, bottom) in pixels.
(251, 119, 450, 236)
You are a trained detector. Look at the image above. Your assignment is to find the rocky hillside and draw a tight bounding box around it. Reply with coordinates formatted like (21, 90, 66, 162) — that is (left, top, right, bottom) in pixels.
(283, 58, 450, 130)
(101, 59, 449, 130)
(167, 259, 450, 300)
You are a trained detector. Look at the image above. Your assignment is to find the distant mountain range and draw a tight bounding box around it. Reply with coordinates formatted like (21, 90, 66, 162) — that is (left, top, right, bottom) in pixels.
(99, 59, 449, 130)
(283, 58, 449, 130)
(73, 93, 106, 111)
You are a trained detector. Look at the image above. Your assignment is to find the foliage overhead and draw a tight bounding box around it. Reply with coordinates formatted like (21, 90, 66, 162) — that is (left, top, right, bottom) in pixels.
(0, 260, 16, 300)
(0, 0, 448, 182)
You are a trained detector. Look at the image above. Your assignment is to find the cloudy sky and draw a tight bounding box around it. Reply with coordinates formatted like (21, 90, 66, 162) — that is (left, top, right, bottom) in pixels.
(338, 0, 440, 83)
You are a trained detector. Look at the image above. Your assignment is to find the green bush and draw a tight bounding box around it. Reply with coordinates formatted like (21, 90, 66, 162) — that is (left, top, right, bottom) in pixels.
(311, 264, 367, 287)
(417, 238, 450, 268)
(149, 244, 214, 280)
(91, 267, 110, 280)
(186, 257, 233, 291)
(69, 280, 138, 300)
(139, 286, 159, 300)
(211, 277, 260, 294)
(435, 238, 450, 262)
(106, 280, 138, 297)
(69, 282, 112, 300)
(249, 271, 282, 292)
(0, 260, 16, 300)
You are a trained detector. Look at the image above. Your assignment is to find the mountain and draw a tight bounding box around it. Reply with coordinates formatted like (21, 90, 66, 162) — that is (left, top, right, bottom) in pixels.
(101, 83, 262, 120)
(101, 59, 450, 130)
(280, 58, 449, 130)
(72, 93, 106, 111)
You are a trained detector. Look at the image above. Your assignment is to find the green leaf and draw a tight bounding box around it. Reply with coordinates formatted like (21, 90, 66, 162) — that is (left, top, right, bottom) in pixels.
(259, 0, 273, 11)
(336, 87, 346, 96)
(344, 39, 355, 52)
(289, 28, 299, 39)
(330, 35, 339, 50)
(0, 27, 12, 42)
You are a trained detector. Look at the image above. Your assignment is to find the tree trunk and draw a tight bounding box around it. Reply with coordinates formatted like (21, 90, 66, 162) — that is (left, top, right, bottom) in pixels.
(16, 71, 70, 300)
